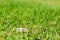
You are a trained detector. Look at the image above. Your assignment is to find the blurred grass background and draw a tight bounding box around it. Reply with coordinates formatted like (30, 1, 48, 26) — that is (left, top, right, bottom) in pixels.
(0, 0, 60, 40)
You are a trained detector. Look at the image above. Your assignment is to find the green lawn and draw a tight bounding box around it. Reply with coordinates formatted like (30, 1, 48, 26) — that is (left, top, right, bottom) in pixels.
(0, 0, 60, 40)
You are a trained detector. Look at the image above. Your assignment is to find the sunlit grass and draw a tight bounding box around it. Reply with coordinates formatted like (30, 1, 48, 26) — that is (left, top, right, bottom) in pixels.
(0, 0, 60, 40)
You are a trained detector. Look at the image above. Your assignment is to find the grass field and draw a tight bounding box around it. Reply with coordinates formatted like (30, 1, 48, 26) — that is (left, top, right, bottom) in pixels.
(0, 0, 60, 40)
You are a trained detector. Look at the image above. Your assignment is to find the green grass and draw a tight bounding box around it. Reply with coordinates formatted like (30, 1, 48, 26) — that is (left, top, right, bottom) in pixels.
(0, 0, 60, 40)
